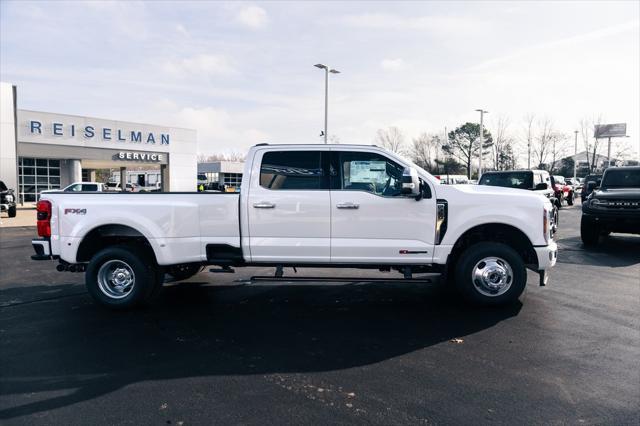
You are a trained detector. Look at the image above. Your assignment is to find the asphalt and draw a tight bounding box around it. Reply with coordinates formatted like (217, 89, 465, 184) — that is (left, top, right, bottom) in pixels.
(0, 204, 638, 425)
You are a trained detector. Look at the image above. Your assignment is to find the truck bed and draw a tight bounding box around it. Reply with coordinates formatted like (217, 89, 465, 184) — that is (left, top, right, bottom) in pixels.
(42, 192, 241, 265)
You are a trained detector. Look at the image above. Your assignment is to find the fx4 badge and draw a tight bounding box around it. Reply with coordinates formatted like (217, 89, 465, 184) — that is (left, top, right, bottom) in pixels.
(64, 208, 87, 215)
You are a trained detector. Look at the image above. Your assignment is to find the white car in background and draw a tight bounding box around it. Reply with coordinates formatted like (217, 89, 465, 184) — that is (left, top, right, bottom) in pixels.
(39, 182, 105, 199)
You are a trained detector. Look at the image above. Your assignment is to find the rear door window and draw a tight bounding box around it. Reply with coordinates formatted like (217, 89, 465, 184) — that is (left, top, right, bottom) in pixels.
(260, 151, 328, 190)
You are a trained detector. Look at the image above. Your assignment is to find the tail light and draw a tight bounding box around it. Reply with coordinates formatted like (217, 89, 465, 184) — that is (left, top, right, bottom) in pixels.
(36, 200, 52, 237)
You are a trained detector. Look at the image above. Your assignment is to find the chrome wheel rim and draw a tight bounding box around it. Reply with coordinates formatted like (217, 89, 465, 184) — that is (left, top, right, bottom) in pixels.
(97, 260, 135, 299)
(471, 256, 513, 297)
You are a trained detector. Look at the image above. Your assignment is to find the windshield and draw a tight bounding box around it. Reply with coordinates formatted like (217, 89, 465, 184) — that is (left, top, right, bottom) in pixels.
(479, 172, 532, 189)
(553, 176, 565, 184)
(601, 169, 640, 188)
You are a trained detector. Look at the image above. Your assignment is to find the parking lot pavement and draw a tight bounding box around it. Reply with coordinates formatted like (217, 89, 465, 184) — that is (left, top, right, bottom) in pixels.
(1, 204, 638, 425)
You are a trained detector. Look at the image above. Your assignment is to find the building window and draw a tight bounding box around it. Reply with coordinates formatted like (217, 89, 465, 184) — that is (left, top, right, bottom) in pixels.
(18, 157, 61, 202)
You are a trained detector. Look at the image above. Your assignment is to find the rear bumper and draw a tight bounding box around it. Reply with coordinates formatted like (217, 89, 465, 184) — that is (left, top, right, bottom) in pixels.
(534, 240, 558, 270)
(31, 238, 57, 260)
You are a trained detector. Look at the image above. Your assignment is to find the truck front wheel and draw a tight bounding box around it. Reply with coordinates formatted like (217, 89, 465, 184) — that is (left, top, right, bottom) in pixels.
(86, 245, 161, 309)
(454, 242, 526, 306)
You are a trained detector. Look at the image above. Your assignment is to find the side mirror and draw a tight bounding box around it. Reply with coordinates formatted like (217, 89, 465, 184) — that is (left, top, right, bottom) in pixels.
(535, 183, 548, 190)
(586, 181, 596, 191)
(401, 167, 420, 197)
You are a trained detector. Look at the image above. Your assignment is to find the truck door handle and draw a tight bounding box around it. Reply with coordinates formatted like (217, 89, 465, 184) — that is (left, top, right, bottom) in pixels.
(253, 202, 276, 209)
(336, 202, 359, 209)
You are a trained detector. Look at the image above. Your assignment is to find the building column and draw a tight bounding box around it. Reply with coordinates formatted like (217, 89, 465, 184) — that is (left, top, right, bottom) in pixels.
(119, 167, 126, 192)
(69, 159, 82, 184)
(161, 164, 169, 192)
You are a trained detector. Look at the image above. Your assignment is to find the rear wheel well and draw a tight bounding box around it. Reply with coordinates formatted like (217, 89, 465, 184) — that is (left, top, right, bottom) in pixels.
(446, 223, 538, 276)
(76, 224, 156, 264)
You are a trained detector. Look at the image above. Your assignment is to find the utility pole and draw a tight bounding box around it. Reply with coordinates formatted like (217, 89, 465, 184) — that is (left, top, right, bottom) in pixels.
(314, 64, 340, 144)
(475, 109, 488, 177)
(574, 130, 578, 181)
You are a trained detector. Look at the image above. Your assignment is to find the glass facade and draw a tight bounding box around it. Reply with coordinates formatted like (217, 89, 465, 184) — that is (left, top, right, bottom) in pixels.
(18, 157, 61, 202)
(223, 173, 242, 187)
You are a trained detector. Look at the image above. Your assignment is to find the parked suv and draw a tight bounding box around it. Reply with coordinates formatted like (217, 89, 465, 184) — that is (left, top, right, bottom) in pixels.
(0, 180, 17, 218)
(580, 167, 640, 246)
(478, 170, 559, 232)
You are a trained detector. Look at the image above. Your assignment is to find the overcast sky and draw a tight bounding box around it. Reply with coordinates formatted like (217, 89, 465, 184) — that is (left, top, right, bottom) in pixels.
(1, 1, 639, 161)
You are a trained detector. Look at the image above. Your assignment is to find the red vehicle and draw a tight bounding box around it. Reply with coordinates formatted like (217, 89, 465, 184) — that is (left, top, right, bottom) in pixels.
(553, 175, 574, 206)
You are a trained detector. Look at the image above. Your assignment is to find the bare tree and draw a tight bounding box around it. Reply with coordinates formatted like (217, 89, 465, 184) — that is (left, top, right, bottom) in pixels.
(547, 132, 569, 174)
(410, 132, 442, 172)
(198, 151, 246, 162)
(374, 127, 406, 154)
(490, 115, 518, 170)
(579, 114, 606, 172)
(532, 117, 555, 169)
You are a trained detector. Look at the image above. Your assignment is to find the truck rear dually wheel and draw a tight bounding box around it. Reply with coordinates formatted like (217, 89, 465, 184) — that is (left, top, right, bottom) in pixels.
(86, 245, 161, 309)
(454, 242, 526, 305)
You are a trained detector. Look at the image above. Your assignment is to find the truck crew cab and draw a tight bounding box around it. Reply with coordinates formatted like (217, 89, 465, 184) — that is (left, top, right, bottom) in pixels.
(32, 144, 557, 309)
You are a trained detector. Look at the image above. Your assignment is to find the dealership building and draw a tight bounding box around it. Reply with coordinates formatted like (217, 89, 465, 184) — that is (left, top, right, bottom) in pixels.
(0, 82, 197, 202)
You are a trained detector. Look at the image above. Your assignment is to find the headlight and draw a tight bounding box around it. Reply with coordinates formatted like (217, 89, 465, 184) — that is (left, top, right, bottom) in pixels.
(589, 198, 608, 207)
(543, 208, 550, 243)
(5, 194, 13, 203)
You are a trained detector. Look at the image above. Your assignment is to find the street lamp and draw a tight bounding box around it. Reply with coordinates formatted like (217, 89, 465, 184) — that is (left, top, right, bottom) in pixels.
(314, 64, 340, 144)
(475, 109, 488, 177)
(573, 130, 578, 181)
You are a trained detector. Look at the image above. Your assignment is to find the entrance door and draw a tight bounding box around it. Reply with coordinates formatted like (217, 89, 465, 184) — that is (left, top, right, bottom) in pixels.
(137, 174, 146, 187)
(247, 150, 331, 263)
(330, 150, 436, 264)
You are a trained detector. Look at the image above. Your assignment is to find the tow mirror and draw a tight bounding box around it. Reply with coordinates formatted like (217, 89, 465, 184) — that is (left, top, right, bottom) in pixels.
(535, 183, 548, 190)
(402, 167, 421, 198)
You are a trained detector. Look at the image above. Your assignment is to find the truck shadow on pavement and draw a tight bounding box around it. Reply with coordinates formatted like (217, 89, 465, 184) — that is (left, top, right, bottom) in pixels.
(0, 281, 521, 419)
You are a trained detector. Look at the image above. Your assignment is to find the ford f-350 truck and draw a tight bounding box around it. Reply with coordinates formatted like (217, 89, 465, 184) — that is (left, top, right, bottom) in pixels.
(32, 144, 557, 309)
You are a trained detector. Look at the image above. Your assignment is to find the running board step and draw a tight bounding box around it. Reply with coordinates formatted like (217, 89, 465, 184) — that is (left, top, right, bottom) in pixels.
(247, 276, 432, 284)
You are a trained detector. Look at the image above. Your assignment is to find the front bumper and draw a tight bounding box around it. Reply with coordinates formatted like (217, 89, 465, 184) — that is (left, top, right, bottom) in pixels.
(534, 240, 558, 270)
(31, 238, 57, 260)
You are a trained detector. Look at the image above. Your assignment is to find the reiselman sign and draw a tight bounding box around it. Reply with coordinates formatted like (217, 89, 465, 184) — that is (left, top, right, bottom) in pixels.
(28, 120, 170, 145)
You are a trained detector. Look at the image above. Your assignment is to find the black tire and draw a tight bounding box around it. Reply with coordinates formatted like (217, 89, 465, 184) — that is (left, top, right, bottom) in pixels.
(85, 245, 161, 309)
(580, 218, 599, 246)
(167, 263, 201, 281)
(567, 192, 574, 206)
(454, 242, 526, 306)
(8, 206, 17, 217)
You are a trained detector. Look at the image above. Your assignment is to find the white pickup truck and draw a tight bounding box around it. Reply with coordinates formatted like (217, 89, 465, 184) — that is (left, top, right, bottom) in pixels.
(32, 144, 557, 309)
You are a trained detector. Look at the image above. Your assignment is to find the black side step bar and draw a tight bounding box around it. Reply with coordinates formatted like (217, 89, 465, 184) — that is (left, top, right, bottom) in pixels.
(246, 276, 433, 284)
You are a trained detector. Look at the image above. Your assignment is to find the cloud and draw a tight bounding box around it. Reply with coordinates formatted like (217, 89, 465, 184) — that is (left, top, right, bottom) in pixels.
(175, 24, 189, 37)
(236, 5, 269, 29)
(175, 106, 270, 154)
(342, 13, 487, 36)
(163, 54, 235, 76)
(380, 58, 406, 71)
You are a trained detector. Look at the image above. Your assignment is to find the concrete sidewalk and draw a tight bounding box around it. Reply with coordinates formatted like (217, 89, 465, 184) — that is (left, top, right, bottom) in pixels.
(0, 206, 36, 228)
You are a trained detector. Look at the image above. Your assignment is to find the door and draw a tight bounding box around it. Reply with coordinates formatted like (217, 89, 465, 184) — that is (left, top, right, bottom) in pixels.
(137, 174, 146, 187)
(330, 150, 436, 264)
(247, 150, 331, 263)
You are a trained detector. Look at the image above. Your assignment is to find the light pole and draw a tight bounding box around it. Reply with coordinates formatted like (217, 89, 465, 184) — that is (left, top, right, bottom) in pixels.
(314, 64, 340, 144)
(573, 130, 578, 181)
(475, 109, 488, 177)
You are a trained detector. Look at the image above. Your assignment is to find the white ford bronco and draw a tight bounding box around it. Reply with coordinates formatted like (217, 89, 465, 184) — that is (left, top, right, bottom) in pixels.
(32, 144, 557, 309)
